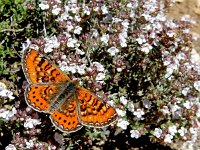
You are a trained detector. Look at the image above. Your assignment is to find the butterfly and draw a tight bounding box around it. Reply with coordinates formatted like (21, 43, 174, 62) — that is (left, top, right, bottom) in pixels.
(22, 47, 118, 133)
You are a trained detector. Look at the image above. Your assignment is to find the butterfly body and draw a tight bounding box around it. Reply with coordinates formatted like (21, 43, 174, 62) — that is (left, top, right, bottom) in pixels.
(22, 48, 118, 133)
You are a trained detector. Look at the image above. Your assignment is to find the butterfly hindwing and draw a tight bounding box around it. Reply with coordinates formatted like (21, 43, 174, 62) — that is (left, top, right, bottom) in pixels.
(25, 84, 65, 113)
(50, 99, 83, 133)
(76, 87, 118, 127)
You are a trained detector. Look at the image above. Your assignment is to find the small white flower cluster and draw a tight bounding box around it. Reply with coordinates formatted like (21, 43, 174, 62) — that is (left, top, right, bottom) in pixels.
(117, 118, 129, 130)
(194, 80, 200, 92)
(153, 128, 162, 138)
(58, 47, 86, 75)
(24, 118, 41, 129)
(0, 82, 14, 100)
(119, 19, 129, 47)
(163, 51, 185, 80)
(133, 108, 145, 120)
(5, 144, 17, 150)
(0, 107, 17, 120)
(52, 5, 61, 15)
(100, 34, 109, 45)
(39, 0, 49, 10)
(130, 129, 141, 139)
(25, 139, 34, 149)
(164, 125, 189, 143)
(67, 38, 79, 48)
(92, 62, 106, 83)
(107, 47, 119, 56)
(44, 36, 60, 53)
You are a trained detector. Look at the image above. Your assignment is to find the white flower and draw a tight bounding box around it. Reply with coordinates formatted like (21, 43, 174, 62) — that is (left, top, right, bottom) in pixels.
(178, 127, 187, 137)
(0, 82, 14, 99)
(68, 65, 77, 74)
(194, 81, 200, 92)
(171, 104, 181, 113)
(39, 1, 49, 10)
(93, 62, 105, 72)
(95, 72, 105, 81)
(127, 2, 132, 8)
(117, 68, 122, 72)
(164, 134, 173, 143)
(130, 130, 140, 139)
(83, 5, 90, 15)
(142, 12, 152, 21)
(156, 12, 166, 22)
(101, 5, 108, 14)
(167, 30, 175, 37)
(0, 82, 6, 90)
(75, 15, 81, 22)
(77, 64, 86, 75)
(142, 99, 151, 108)
(67, 38, 78, 48)
(141, 43, 152, 54)
(182, 87, 190, 96)
(117, 118, 129, 130)
(100, 34, 109, 45)
(112, 17, 122, 23)
(5, 144, 16, 150)
(120, 96, 127, 105)
(133, 108, 145, 119)
(107, 100, 115, 106)
(153, 128, 162, 138)
(183, 101, 192, 109)
(25, 139, 34, 149)
(74, 26, 82, 35)
(165, 20, 177, 28)
(136, 35, 146, 44)
(93, 6, 100, 11)
(0, 89, 15, 99)
(52, 5, 61, 15)
(130, 10, 136, 18)
(44, 36, 60, 53)
(107, 47, 119, 56)
(176, 52, 186, 60)
(119, 31, 128, 47)
(120, 38, 127, 47)
(66, 23, 74, 32)
(59, 61, 68, 72)
(91, 29, 99, 38)
(61, 55, 66, 60)
(197, 107, 200, 118)
(44, 46, 53, 53)
(24, 118, 41, 129)
(165, 67, 173, 79)
(160, 106, 170, 115)
(116, 108, 126, 117)
(70, 5, 79, 14)
(0, 107, 17, 120)
(189, 127, 197, 134)
(127, 102, 134, 112)
(58, 12, 69, 21)
(122, 19, 129, 29)
(168, 125, 177, 136)
(75, 48, 85, 55)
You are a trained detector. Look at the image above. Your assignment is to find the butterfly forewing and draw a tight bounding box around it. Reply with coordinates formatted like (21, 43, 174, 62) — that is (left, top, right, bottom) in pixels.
(22, 49, 70, 84)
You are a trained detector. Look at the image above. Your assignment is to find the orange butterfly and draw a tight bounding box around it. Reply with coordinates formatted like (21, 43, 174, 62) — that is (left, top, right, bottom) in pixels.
(22, 47, 118, 133)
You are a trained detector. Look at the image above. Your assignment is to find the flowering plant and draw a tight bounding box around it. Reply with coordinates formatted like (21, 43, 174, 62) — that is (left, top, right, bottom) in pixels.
(0, 0, 200, 149)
